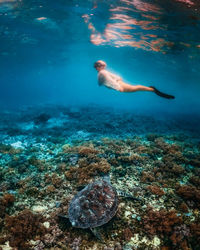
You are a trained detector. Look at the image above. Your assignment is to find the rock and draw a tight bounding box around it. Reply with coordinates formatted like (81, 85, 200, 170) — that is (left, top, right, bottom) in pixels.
(32, 205, 48, 213)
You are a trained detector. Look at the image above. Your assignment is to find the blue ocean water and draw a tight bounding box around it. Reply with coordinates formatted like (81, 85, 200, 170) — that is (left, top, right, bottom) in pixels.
(1, 1, 200, 249)
(0, 0, 200, 114)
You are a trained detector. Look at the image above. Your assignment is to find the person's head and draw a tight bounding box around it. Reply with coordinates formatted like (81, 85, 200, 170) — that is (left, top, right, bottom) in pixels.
(94, 60, 107, 71)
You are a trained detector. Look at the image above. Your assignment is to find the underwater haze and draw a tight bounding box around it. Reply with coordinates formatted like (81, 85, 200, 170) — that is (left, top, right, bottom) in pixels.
(1, 1, 200, 250)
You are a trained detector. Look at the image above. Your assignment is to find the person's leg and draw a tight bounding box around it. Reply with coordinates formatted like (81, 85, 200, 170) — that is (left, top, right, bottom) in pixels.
(119, 81, 154, 93)
(118, 81, 175, 99)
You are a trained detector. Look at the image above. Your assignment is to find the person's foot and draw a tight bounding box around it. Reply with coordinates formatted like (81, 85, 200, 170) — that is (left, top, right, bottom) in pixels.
(149, 86, 175, 99)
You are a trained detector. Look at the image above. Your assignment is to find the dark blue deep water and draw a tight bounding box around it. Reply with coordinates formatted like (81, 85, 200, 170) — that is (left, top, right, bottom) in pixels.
(0, 1, 200, 249)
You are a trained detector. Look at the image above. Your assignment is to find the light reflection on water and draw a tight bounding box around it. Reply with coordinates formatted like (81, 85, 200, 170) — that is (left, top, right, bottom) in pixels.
(82, 0, 200, 53)
(0, 0, 200, 56)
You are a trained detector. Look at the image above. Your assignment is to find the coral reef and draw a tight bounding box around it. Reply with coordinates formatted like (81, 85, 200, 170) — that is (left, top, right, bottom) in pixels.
(4, 209, 47, 249)
(147, 185, 165, 196)
(141, 171, 155, 183)
(189, 176, 200, 187)
(65, 154, 111, 185)
(0, 105, 199, 249)
(176, 184, 200, 207)
(0, 193, 15, 219)
(142, 208, 186, 247)
(142, 208, 183, 236)
(78, 146, 99, 156)
(190, 222, 200, 249)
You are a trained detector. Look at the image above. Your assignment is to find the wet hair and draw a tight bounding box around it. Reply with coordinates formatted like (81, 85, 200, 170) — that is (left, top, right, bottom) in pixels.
(94, 60, 107, 68)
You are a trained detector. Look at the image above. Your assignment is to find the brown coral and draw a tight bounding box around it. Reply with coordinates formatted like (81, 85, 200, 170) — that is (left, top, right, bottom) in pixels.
(5, 209, 47, 249)
(189, 176, 200, 187)
(78, 146, 99, 156)
(176, 185, 200, 207)
(0, 193, 15, 218)
(142, 208, 183, 236)
(28, 156, 45, 171)
(0, 193, 15, 207)
(117, 154, 144, 165)
(179, 202, 189, 213)
(123, 228, 133, 241)
(190, 222, 200, 249)
(171, 164, 185, 175)
(65, 158, 111, 185)
(147, 185, 165, 196)
(45, 173, 63, 188)
(141, 171, 155, 183)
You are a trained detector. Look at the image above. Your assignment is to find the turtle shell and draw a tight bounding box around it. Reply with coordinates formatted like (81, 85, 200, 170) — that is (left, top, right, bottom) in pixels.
(68, 180, 118, 228)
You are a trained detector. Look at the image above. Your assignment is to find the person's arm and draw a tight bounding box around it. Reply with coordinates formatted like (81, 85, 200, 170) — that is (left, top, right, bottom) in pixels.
(98, 74, 105, 86)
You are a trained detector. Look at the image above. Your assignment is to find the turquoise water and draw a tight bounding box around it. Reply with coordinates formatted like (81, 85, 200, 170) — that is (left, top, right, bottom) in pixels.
(1, 0, 200, 114)
(0, 1, 200, 249)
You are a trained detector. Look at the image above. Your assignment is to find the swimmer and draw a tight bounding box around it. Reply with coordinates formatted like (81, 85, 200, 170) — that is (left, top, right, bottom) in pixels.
(94, 60, 175, 99)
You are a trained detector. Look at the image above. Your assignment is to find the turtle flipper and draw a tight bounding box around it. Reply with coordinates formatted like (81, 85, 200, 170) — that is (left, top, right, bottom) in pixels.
(90, 227, 104, 243)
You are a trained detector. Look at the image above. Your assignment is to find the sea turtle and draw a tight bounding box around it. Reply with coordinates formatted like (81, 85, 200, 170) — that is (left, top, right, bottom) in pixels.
(59, 178, 142, 240)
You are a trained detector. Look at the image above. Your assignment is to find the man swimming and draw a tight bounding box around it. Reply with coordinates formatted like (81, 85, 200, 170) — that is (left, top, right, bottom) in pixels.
(94, 60, 175, 99)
